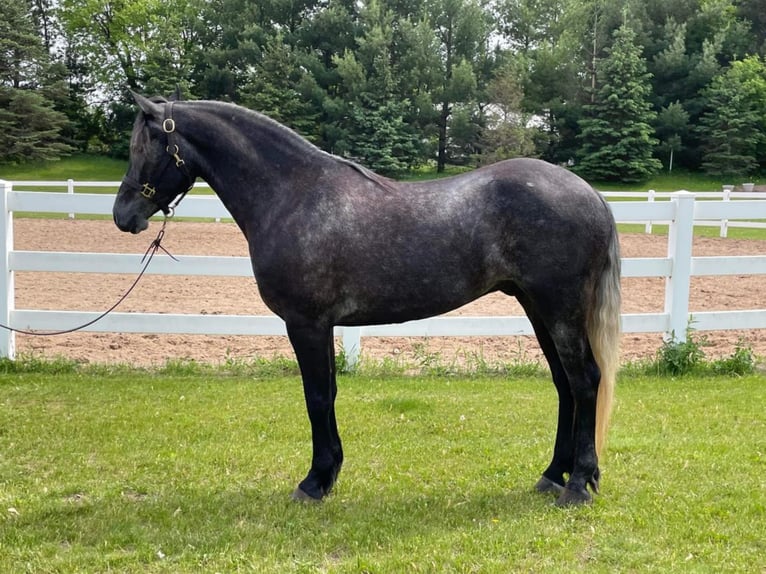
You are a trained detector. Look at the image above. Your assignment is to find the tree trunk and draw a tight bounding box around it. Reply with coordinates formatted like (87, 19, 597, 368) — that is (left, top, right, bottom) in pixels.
(437, 100, 449, 172)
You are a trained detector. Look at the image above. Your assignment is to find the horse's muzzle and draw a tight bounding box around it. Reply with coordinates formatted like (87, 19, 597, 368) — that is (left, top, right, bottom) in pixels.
(113, 183, 153, 234)
(113, 211, 149, 234)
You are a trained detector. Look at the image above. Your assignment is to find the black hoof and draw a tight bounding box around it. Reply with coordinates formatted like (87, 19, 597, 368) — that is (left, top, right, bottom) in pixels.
(291, 487, 323, 502)
(554, 486, 592, 507)
(535, 475, 565, 495)
(587, 475, 600, 495)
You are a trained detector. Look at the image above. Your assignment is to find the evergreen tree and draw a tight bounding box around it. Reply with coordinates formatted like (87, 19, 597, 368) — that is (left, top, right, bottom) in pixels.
(326, 1, 420, 175)
(698, 56, 766, 178)
(655, 100, 689, 172)
(577, 23, 661, 183)
(238, 34, 321, 141)
(0, 0, 72, 164)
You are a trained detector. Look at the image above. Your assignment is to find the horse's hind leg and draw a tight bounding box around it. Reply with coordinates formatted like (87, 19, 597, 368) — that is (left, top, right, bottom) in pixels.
(520, 310, 573, 494)
(515, 294, 575, 495)
(515, 291, 600, 506)
(286, 322, 343, 501)
(548, 322, 601, 505)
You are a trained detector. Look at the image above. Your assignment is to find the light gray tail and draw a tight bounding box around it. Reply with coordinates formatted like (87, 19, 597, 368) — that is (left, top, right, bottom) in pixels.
(588, 212, 621, 457)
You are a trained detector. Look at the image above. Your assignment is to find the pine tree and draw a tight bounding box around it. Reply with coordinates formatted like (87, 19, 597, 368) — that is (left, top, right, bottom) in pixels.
(698, 56, 766, 178)
(577, 23, 661, 183)
(0, 0, 73, 164)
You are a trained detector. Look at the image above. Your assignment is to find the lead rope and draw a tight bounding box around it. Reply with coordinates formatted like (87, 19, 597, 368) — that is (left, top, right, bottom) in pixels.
(0, 217, 177, 337)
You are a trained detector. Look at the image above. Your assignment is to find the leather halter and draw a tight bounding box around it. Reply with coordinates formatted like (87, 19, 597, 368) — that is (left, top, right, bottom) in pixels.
(131, 101, 195, 215)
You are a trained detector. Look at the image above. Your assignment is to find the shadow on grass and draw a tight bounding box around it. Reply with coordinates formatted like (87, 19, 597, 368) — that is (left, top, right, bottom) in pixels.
(5, 477, 556, 566)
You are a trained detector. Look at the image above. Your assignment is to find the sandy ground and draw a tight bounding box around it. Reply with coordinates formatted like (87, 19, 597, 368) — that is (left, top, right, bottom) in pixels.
(9, 218, 766, 367)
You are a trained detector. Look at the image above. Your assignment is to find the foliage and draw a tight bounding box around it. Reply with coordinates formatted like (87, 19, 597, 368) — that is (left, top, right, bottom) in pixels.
(654, 329, 708, 376)
(0, 88, 73, 164)
(479, 60, 537, 165)
(576, 23, 662, 183)
(4, 0, 766, 176)
(0, 0, 73, 164)
(654, 100, 690, 172)
(698, 55, 766, 178)
(646, 329, 757, 377)
(711, 339, 756, 376)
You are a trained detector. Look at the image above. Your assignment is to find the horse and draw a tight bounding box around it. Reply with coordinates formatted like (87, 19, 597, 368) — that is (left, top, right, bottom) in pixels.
(113, 92, 621, 507)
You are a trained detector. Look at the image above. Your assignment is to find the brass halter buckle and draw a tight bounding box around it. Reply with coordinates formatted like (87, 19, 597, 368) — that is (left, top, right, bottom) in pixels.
(166, 144, 185, 167)
(140, 182, 157, 199)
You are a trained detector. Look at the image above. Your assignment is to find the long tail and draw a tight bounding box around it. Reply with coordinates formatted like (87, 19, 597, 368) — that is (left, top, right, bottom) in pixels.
(588, 207, 622, 457)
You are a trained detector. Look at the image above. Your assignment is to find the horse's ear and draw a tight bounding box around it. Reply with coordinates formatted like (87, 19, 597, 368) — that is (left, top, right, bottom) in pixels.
(131, 91, 163, 119)
(170, 86, 182, 101)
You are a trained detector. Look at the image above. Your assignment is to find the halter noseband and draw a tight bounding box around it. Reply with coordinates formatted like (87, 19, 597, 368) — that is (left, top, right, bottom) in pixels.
(130, 101, 195, 215)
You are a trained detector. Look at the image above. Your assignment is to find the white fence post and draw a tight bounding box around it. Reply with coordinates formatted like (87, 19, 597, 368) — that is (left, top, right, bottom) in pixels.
(721, 185, 733, 237)
(664, 191, 695, 342)
(67, 178, 75, 219)
(341, 326, 361, 370)
(645, 189, 655, 234)
(0, 180, 15, 359)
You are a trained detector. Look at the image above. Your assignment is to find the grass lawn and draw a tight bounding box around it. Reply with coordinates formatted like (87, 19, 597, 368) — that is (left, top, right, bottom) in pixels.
(592, 169, 761, 192)
(3, 154, 758, 192)
(1, 370, 764, 572)
(0, 155, 128, 182)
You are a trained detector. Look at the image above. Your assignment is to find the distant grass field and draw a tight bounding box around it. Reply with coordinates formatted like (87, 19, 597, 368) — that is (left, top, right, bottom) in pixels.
(3, 154, 758, 192)
(1, 366, 764, 573)
(592, 169, 760, 192)
(0, 154, 127, 182)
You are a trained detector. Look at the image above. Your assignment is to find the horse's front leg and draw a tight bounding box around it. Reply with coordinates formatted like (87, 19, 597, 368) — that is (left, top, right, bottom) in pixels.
(286, 322, 343, 501)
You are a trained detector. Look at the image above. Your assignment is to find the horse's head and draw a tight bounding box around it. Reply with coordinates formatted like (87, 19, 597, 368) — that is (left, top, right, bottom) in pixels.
(113, 92, 195, 234)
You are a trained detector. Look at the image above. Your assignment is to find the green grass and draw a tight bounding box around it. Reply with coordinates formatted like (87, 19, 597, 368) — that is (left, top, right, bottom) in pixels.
(0, 154, 128, 182)
(1, 367, 764, 572)
(592, 169, 762, 192)
(10, 156, 755, 193)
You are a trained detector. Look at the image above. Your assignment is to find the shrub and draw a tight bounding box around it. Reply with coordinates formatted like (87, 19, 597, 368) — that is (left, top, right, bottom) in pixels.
(655, 329, 707, 376)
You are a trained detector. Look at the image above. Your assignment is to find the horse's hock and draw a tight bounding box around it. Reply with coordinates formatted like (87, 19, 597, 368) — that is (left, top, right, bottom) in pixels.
(11, 218, 766, 366)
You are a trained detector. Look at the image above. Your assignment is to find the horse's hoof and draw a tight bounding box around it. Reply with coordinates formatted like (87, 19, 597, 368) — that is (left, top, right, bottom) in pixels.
(291, 487, 322, 503)
(587, 476, 600, 495)
(535, 476, 565, 495)
(554, 486, 592, 507)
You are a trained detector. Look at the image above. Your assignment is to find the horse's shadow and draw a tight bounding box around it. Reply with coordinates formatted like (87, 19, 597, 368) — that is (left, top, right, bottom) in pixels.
(10, 480, 562, 560)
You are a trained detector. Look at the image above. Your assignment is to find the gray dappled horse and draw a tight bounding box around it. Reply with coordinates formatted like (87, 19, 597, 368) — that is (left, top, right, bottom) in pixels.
(113, 93, 621, 507)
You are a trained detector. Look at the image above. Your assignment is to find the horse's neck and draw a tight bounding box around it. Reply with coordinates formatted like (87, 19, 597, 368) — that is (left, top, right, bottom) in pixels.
(186, 103, 328, 227)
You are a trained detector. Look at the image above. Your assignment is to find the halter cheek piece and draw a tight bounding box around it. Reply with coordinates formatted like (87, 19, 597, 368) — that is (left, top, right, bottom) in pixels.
(133, 102, 195, 215)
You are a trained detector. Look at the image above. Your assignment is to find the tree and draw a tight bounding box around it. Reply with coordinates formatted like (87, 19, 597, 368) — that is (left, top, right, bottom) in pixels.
(698, 56, 766, 178)
(0, 0, 73, 163)
(0, 88, 73, 163)
(238, 34, 321, 140)
(59, 0, 201, 96)
(577, 23, 661, 183)
(326, 1, 420, 174)
(655, 101, 690, 172)
(496, 0, 566, 54)
(427, 0, 489, 171)
(0, 0, 47, 89)
(479, 61, 536, 165)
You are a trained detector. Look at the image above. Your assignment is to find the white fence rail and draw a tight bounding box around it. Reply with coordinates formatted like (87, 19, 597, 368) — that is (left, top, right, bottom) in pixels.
(2, 180, 766, 365)
(601, 186, 766, 237)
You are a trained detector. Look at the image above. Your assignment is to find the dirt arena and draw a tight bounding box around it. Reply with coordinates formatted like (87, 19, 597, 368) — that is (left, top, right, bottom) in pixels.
(10, 218, 766, 367)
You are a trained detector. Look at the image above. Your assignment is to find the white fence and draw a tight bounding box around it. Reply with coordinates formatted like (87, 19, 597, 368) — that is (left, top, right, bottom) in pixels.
(2, 180, 766, 365)
(602, 186, 766, 237)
